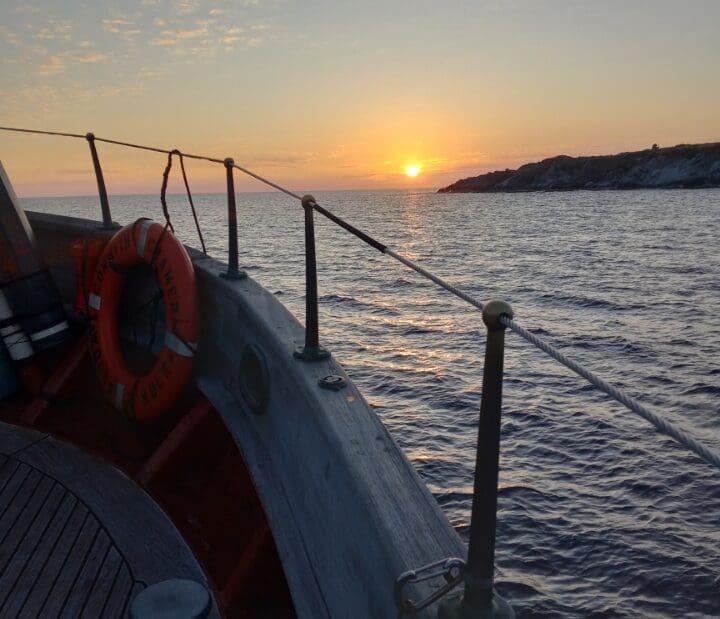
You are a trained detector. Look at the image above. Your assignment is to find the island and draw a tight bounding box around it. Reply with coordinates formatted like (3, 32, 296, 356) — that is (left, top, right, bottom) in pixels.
(438, 142, 720, 193)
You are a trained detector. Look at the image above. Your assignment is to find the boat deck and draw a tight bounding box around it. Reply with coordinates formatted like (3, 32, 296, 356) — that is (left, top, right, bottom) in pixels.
(0, 421, 216, 618)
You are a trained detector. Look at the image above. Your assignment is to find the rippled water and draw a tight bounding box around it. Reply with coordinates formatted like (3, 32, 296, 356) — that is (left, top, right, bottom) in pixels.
(24, 188, 720, 617)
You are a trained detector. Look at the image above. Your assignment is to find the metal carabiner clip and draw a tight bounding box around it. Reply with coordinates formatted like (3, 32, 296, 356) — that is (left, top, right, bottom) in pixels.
(394, 557, 465, 616)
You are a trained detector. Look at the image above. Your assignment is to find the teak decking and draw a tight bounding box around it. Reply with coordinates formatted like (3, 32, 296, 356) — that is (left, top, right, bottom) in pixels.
(0, 421, 216, 618)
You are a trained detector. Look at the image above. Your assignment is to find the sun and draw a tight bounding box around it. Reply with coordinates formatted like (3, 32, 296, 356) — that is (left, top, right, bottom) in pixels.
(405, 164, 421, 178)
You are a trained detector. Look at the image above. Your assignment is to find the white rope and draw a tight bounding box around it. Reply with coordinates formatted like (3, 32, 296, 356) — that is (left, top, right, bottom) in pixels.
(500, 315, 720, 470)
(384, 248, 720, 470)
(384, 249, 485, 312)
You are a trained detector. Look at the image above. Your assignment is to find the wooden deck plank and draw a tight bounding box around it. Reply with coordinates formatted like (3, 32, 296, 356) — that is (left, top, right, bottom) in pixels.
(15, 499, 87, 619)
(15, 433, 210, 586)
(78, 546, 124, 619)
(58, 530, 112, 618)
(0, 456, 19, 496)
(0, 462, 32, 521)
(39, 512, 101, 616)
(1, 491, 75, 618)
(0, 474, 55, 574)
(0, 478, 63, 603)
(96, 563, 133, 619)
(0, 421, 217, 617)
(0, 467, 43, 550)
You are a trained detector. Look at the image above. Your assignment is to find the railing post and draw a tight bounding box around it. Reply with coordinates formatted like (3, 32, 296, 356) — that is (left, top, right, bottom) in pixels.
(439, 299, 514, 619)
(293, 194, 330, 361)
(220, 158, 246, 280)
(85, 133, 113, 229)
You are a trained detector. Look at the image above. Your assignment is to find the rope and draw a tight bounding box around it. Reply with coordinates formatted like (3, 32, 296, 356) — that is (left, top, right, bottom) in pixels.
(178, 153, 206, 254)
(3, 124, 719, 472)
(0, 126, 85, 139)
(159, 151, 176, 234)
(500, 315, 720, 470)
(384, 249, 485, 312)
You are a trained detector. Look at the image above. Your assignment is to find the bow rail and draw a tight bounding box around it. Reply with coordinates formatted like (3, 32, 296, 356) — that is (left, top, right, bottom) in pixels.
(2, 124, 719, 617)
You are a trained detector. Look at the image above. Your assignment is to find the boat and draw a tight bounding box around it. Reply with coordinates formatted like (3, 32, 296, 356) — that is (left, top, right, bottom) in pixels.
(2, 128, 718, 618)
(0, 131, 516, 618)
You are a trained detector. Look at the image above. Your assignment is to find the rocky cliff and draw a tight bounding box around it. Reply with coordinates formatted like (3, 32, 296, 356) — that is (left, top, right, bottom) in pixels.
(438, 143, 720, 193)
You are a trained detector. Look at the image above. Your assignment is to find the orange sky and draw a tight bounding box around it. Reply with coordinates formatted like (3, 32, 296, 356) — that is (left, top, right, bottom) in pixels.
(1, 0, 719, 197)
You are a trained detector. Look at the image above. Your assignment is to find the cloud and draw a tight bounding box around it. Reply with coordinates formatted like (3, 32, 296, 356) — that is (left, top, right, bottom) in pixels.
(176, 27, 209, 39)
(175, 1, 200, 15)
(139, 66, 165, 78)
(38, 55, 65, 76)
(101, 18, 140, 41)
(246, 152, 319, 167)
(0, 25, 21, 46)
(78, 53, 108, 63)
(102, 18, 133, 34)
(35, 21, 73, 41)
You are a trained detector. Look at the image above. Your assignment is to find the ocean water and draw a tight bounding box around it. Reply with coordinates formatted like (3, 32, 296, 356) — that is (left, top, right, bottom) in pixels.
(23, 188, 720, 618)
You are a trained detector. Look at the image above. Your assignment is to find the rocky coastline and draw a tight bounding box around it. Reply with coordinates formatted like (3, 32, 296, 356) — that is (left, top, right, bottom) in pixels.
(438, 142, 720, 193)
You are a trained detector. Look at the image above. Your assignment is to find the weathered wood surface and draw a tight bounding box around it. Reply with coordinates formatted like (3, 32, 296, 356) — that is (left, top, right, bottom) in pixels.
(0, 421, 217, 618)
(192, 252, 468, 619)
(27, 210, 469, 619)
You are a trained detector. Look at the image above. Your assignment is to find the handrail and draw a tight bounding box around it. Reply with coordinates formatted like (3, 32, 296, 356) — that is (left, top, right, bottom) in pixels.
(4, 123, 719, 618)
(84, 133, 113, 228)
(1, 125, 717, 473)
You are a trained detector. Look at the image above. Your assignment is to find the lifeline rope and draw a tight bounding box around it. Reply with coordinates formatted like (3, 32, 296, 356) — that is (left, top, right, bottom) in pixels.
(159, 151, 176, 234)
(501, 315, 720, 469)
(178, 153, 206, 254)
(3, 125, 719, 471)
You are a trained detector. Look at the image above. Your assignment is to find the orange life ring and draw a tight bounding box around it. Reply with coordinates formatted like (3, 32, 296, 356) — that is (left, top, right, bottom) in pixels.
(88, 219, 199, 421)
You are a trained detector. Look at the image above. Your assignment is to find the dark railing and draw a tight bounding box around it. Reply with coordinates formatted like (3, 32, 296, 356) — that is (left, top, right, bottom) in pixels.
(220, 158, 246, 280)
(85, 133, 114, 229)
(6, 125, 718, 619)
(293, 194, 330, 361)
(438, 300, 514, 618)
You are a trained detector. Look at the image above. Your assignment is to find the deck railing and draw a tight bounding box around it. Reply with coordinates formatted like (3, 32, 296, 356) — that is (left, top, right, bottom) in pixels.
(2, 125, 719, 618)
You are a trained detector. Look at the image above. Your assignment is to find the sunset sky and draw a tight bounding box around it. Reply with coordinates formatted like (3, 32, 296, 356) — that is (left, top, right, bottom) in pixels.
(1, 0, 719, 196)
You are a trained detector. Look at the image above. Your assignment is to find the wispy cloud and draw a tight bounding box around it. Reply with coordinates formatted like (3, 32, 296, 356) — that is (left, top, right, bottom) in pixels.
(139, 66, 165, 78)
(35, 21, 73, 41)
(174, 0, 200, 15)
(101, 17, 141, 42)
(176, 27, 209, 39)
(102, 18, 133, 34)
(0, 25, 21, 46)
(150, 37, 177, 47)
(38, 55, 65, 76)
(246, 152, 319, 167)
(78, 53, 108, 63)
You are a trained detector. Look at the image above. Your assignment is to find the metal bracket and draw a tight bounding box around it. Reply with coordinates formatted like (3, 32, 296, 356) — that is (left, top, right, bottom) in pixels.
(394, 557, 465, 616)
(318, 374, 346, 390)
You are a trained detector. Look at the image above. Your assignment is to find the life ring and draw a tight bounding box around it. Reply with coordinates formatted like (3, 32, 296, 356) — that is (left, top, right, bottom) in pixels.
(87, 219, 199, 421)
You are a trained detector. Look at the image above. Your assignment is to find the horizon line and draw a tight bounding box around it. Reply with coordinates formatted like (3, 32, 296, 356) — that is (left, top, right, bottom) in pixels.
(17, 185, 441, 201)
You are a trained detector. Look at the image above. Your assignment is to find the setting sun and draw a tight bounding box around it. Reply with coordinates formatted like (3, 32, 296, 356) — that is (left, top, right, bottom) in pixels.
(405, 164, 421, 178)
